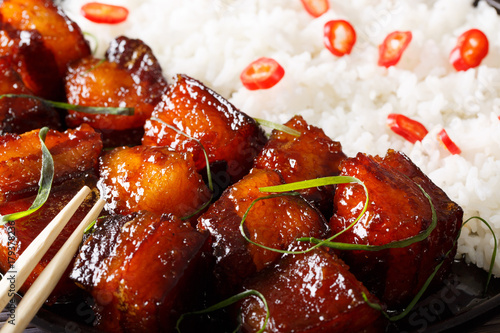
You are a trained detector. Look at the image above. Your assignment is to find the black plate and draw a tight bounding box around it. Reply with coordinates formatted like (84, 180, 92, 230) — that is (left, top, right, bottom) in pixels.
(29, 259, 500, 333)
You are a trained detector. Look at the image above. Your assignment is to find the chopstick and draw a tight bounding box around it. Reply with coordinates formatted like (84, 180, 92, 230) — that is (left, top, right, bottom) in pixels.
(0, 186, 105, 333)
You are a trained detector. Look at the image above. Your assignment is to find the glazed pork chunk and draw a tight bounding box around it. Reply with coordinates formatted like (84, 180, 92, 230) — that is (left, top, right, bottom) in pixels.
(254, 115, 346, 217)
(240, 243, 382, 333)
(197, 168, 328, 293)
(143, 74, 268, 186)
(0, 0, 91, 100)
(0, 125, 102, 303)
(329, 150, 463, 306)
(71, 211, 209, 333)
(0, 57, 61, 134)
(98, 145, 211, 220)
(0, 124, 102, 204)
(65, 36, 168, 147)
(0, 177, 100, 303)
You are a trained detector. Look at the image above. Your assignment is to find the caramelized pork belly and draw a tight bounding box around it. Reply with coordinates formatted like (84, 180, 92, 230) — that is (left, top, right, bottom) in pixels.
(65, 36, 168, 147)
(0, 124, 102, 204)
(254, 115, 346, 217)
(0, 176, 100, 303)
(329, 150, 463, 306)
(0, 57, 61, 133)
(0, 0, 90, 99)
(0, 26, 62, 100)
(197, 168, 327, 292)
(240, 243, 382, 333)
(143, 74, 267, 184)
(71, 211, 208, 333)
(98, 145, 210, 219)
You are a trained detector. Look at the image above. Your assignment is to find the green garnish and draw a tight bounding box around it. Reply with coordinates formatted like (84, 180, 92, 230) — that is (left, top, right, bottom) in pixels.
(238, 176, 369, 255)
(80, 58, 106, 76)
(0, 127, 54, 224)
(260, 176, 369, 243)
(175, 289, 269, 333)
(0, 94, 134, 116)
(253, 117, 301, 137)
(462, 216, 497, 293)
(83, 31, 99, 55)
(302, 184, 437, 251)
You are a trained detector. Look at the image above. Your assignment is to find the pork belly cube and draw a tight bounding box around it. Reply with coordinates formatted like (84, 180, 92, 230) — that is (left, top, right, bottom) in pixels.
(98, 145, 211, 219)
(329, 150, 463, 306)
(240, 243, 382, 333)
(143, 74, 267, 184)
(0, 0, 91, 99)
(0, 124, 102, 204)
(0, 27, 63, 100)
(197, 168, 328, 293)
(0, 57, 61, 134)
(0, 176, 100, 304)
(254, 115, 346, 217)
(65, 36, 168, 147)
(70, 211, 209, 333)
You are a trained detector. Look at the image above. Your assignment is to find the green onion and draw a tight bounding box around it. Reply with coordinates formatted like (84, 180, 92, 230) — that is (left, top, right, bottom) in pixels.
(0, 94, 134, 116)
(150, 117, 213, 193)
(175, 289, 269, 333)
(0, 127, 54, 224)
(238, 176, 369, 255)
(462, 216, 497, 293)
(83, 31, 99, 55)
(303, 184, 437, 251)
(80, 58, 106, 76)
(253, 117, 301, 137)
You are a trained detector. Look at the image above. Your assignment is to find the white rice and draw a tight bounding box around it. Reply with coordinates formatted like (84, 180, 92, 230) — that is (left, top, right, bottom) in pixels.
(61, 0, 500, 275)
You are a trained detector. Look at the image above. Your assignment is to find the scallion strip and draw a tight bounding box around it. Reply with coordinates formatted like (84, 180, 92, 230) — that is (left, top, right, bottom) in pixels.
(0, 94, 134, 116)
(175, 289, 269, 333)
(253, 117, 301, 137)
(238, 176, 368, 255)
(462, 216, 497, 293)
(0, 127, 54, 224)
(151, 117, 213, 193)
(302, 184, 437, 251)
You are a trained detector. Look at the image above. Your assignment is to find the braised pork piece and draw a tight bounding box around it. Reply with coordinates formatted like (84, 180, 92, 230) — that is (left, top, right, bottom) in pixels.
(240, 242, 383, 333)
(0, 176, 100, 304)
(329, 150, 463, 306)
(70, 211, 209, 333)
(0, 0, 91, 100)
(197, 168, 328, 294)
(143, 74, 268, 185)
(0, 57, 61, 134)
(0, 124, 102, 204)
(98, 145, 211, 220)
(65, 36, 168, 147)
(0, 124, 102, 304)
(254, 115, 347, 218)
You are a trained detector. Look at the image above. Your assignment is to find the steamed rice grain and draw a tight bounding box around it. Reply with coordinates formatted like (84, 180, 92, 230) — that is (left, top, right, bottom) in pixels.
(62, 0, 500, 274)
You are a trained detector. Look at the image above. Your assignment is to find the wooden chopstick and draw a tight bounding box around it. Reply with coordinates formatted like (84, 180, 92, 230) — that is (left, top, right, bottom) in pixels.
(0, 189, 105, 333)
(0, 185, 91, 311)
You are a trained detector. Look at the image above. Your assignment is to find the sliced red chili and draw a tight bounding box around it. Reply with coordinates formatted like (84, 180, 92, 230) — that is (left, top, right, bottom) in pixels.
(323, 20, 356, 57)
(240, 57, 285, 91)
(300, 0, 329, 18)
(449, 28, 488, 71)
(438, 129, 461, 155)
(387, 114, 428, 143)
(81, 2, 129, 24)
(378, 31, 412, 68)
